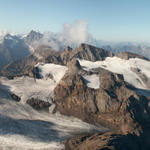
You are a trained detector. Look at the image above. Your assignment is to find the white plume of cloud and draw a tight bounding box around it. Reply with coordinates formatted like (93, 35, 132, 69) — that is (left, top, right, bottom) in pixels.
(62, 20, 88, 45)
(30, 20, 97, 51)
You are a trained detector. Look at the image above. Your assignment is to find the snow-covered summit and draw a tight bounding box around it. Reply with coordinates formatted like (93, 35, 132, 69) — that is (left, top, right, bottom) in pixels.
(79, 57, 150, 90)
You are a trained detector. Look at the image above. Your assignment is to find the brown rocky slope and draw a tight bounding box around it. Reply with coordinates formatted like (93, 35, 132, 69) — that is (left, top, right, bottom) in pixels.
(0, 43, 113, 78)
(1, 43, 149, 79)
(53, 60, 150, 150)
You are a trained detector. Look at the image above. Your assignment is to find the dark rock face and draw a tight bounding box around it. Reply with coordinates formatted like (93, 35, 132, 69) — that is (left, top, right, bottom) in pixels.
(71, 43, 113, 61)
(10, 93, 21, 102)
(0, 55, 38, 79)
(25, 30, 43, 45)
(26, 98, 51, 111)
(65, 132, 141, 150)
(66, 132, 141, 150)
(45, 43, 113, 65)
(0, 34, 31, 69)
(31, 66, 42, 79)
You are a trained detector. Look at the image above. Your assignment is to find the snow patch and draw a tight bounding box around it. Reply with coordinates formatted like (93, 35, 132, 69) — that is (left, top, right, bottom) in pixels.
(79, 57, 150, 90)
(35, 63, 68, 82)
(0, 63, 68, 103)
(83, 74, 100, 89)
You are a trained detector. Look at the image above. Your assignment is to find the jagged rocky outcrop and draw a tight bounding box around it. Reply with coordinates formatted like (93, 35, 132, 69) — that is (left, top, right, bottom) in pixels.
(53, 60, 150, 149)
(26, 98, 51, 111)
(24, 30, 43, 46)
(45, 43, 114, 65)
(0, 47, 58, 79)
(0, 43, 113, 79)
(69, 43, 113, 61)
(65, 131, 141, 150)
(0, 55, 38, 79)
(10, 93, 21, 102)
(54, 63, 150, 134)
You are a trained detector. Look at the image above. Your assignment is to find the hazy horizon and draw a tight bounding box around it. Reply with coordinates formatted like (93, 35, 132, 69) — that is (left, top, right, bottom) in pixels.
(0, 0, 150, 43)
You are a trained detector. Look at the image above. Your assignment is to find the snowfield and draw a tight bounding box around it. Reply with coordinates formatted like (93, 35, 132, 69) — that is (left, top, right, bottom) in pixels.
(2, 57, 150, 103)
(0, 86, 107, 150)
(79, 57, 150, 90)
(0, 63, 68, 103)
(0, 62, 108, 149)
(0, 57, 150, 149)
(35, 63, 68, 82)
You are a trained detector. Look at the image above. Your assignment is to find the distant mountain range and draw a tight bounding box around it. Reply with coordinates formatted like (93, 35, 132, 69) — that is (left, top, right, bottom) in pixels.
(0, 44, 113, 78)
(0, 30, 150, 70)
(102, 43, 150, 59)
(0, 33, 31, 69)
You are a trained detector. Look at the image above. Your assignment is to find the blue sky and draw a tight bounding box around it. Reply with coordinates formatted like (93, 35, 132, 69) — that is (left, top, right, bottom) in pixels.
(0, 0, 150, 42)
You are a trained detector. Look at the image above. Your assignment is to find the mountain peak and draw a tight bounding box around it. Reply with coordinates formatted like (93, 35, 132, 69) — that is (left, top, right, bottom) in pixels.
(79, 43, 90, 49)
(0, 33, 18, 42)
(28, 30, 41, 35)
(25, 30, 43, 44)
(78, 43, 100, 51)
(3, 33, 16, 40)
(64, 46, 73, 52)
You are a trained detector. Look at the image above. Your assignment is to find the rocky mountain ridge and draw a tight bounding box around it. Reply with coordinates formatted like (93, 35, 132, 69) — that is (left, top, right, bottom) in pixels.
(54, 59, 150, 132)
(0, 43, 113, 78)
(0, 33, 31, 69)
(54, 59, 150, 150)
(1, 43, 150, 150)
(1, 43, 148, 79)
(1, 30, 150, 71)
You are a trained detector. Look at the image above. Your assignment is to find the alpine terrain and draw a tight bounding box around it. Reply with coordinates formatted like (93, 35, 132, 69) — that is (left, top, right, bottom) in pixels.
(0, 39, 150, 150)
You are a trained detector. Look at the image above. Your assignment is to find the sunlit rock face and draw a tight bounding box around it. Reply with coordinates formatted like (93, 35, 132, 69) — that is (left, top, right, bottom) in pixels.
(54, 59, 150, 135)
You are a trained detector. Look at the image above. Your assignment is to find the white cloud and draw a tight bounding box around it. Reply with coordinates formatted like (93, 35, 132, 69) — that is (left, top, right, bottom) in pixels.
(31, 20, 97, 51)
(62, 20, 88, 45)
